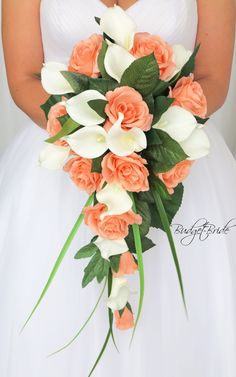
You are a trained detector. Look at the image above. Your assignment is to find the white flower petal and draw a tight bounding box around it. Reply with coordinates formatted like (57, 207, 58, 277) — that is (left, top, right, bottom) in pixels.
(104, 44, 135, 82)
(66, 90, 107, 126)
(106, 113, 147, 156)
(66, 126, 108, 158)
(41, 62, 74, 95)
(153, 105, 197, 143)
(172, 44, 193, 71)
(100, 5, 136, 50)
(180, 128, 210, 160)
(38, 143, 70, 170)
(94, 237, 128, 260)
(96, 182, 133, 218)
(106, 277, 131, 311)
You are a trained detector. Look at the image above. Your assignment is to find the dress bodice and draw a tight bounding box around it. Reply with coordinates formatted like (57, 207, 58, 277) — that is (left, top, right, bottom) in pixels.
(40, 0, 198, 64)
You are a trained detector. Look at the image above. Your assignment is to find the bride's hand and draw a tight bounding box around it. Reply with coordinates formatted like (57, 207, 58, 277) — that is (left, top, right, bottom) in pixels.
(2, 0, 49, 129)
(194, 0, 235, 116)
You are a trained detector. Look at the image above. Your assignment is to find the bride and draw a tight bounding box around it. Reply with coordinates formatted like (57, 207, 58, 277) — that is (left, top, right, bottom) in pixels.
(1, 0, 236, 376)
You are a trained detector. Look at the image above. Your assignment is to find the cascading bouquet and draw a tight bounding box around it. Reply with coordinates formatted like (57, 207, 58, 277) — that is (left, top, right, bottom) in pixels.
(22, 5, 210, 376)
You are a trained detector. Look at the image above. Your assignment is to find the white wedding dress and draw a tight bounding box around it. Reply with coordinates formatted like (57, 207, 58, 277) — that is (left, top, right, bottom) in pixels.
(1, 1, 236, 376)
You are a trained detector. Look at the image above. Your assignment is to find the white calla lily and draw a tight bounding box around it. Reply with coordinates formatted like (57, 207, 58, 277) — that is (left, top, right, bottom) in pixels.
(38, 143, 70, 170)
(172, 44, 192, 72)
(100, 5, 136, 50)
(96, 182, 133, 218)
(180, 127, 210, 160)
(104, 44, 135, 82)
(107, 112, 147, 156)
(66, 90, 107, 126)
(41, 62, 74, 95)
(66, 126, 108, 158)
(106, 277, 132, 311)
(153, 105, 197, 143)
(94, 237, 128, 260)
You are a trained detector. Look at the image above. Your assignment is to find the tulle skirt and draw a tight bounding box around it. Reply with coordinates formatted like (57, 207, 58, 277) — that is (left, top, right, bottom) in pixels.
(0, 121, 236, 377)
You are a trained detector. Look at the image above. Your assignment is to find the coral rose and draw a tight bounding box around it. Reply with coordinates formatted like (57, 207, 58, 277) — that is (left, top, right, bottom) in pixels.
(68, 34, 103, 78)
(83, 203, 142, 240)
(105, 86, 153, 132)
(157, 160, 194, 194)
(112, 251, 138, 277)
(101, 152, 149, 192)
(170, 76, 207, 118)
(47, 102, 67, 137)
(114, 306, 134, 330)
(63, 156, 103, 194)
(130, 32, 176, 81)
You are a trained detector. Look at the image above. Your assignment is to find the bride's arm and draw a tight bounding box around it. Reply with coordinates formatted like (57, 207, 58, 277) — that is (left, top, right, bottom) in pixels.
(195, 0, 235, 116)
(2, 0, 49, 129)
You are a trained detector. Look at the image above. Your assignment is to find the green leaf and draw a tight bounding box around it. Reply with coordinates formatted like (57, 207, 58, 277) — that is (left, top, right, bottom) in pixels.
(135, 199, 151, 237)
(151, 182, 187, 314)
(136, 190, 155, 204)
(143, 94, 155, 114)
(88, 99, 107, 118)
(91, 153, 105, 173)
(125, 233, 155, 253)
(129, 193, 145, 346)
(120, 53, 159, 97)
(61, 71, 89, 93)
(74, 242, 99, 259)
(21, 193, 95, 332)
(40, 95, 62, 119)
(45, 116, 80, 143)
(152, 96, 175, 125)
(97, 40, 110, 79)
(195, 116, 209, 124)
(96, 258, 110, 283)
(109, 254, 121, 273)
(88, 77, 118, 94)
(95, 16, 100, 25)
(145, 128, 162, 147)
(149, 183, 184, 230)
(82, 251, 101, 288)
(48, 276, 107, 357)
(144, 129, 188, 173)
(153, 80, 170, 97)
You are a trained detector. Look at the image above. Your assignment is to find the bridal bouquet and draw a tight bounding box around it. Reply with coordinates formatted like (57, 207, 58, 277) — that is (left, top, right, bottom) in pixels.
(23, 5, 210, 375)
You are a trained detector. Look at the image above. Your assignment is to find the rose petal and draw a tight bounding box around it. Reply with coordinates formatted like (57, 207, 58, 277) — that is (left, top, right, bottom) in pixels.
(38, 143, 70, 169)
(65, 126, 108, 158)
(66, 90, 107, 126)
(180, 127, 210, 160)
(41, 62, 74, 95)
(153, 105, 197, 142)
(104, 44, 135, 82)
(106, 277, 131, 311)
(96, 182, 133, 218)
(100, 5, 136, 50)
(94, 237, 128, 260)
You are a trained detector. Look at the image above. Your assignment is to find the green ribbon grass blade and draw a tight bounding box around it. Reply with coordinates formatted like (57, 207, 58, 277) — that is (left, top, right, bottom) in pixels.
(108, 269, 119, 353)
(48, 276, 107, 357)
(129, 193, 145, 347)
(87, 329, 111, 377)
(152, 189, 188, 315)
(21, 193, 94, 332)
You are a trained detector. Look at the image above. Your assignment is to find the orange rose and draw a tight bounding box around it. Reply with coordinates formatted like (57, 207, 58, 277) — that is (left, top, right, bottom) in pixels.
(130, 32, 176, 81)
(63, 156, 103, 194)
(68, 34, 103, 78)
(157, 160, 194, 194)
(47, 102, 67, 137)
(105, 86, 153, 131)
(114, 306, 134, 330)
(102, 152, 149, 192)
(112, 251, 138, 277)
(170, 76, 207, 118)
(83, 203, 142, 240)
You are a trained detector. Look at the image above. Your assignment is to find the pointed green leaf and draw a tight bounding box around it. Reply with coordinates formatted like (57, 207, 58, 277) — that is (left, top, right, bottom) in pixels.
(61, 71, 89, 93)
(109, 254, 121, 273)
(97, 40, 110, 79)
(74, 242, 99, 259)
(152, 96, 175, 124)
(88, 99, 107, 118)
(41, 95, 62, 119)
(45, 116, 80, 143)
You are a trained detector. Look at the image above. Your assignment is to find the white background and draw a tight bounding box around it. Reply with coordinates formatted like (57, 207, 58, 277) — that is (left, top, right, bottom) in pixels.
(0, 8, 235, 156)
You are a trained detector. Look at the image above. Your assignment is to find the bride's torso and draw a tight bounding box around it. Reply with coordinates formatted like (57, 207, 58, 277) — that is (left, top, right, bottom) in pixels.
(40, 0, 198, 63)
